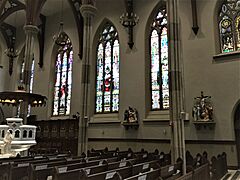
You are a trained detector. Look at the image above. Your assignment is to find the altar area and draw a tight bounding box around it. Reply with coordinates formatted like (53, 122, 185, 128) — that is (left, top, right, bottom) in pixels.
(0, 117, 36, 158)
(0, 90, 47, 158)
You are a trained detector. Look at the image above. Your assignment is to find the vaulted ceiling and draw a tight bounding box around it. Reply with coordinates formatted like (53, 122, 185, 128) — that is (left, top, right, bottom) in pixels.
(2, 0, 71, 27)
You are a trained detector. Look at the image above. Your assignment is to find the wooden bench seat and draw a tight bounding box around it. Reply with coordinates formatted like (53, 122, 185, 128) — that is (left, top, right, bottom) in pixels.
(52, 159, 133, 180)
(124, 168, 162, 180)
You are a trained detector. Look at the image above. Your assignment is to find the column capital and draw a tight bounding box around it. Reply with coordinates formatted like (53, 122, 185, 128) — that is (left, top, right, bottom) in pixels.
(24, 25, 39, 34)
(80, 4, 97, 19)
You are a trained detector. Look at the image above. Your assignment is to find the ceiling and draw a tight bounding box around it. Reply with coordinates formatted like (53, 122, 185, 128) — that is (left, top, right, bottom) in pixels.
(3, 0, 71, 27)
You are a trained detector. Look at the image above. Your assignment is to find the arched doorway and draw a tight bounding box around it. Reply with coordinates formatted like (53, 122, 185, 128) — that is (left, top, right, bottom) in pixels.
(234, 103, 240, 168)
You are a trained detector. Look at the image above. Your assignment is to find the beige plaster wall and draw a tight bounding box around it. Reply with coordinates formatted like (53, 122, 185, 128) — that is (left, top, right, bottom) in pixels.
(0, 0, 239, 167)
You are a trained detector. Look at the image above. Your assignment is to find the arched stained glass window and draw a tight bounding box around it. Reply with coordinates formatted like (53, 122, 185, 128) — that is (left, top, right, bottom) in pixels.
(150, 7, 169, 110)
(219, 0, 240, 53)
(52, 38, 73, 116)
(95, 22, 120, 113)
(29, 59, 35, 93)
(19, 59, 34, 116)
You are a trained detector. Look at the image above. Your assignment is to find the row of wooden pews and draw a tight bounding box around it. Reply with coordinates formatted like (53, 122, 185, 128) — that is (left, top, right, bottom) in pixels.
(0, 148, 228, 180)
(0, 148, 178, 180)
(180, 151, 228, 180)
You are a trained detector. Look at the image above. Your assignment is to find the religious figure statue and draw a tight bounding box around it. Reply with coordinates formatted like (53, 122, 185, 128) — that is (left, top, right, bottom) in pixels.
(3, 130, 14, 154)
(124, 106, 138, 123)
(192, 91, 213, 121)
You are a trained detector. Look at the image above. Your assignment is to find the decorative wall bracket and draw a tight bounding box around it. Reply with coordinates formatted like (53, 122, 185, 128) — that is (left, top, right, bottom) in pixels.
(193, 121, 216, 130)
(120, 0, 139, 49)
(122, 121, 139, 130)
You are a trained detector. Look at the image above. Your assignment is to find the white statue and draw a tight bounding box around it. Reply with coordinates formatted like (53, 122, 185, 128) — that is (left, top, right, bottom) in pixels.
(3, 130, 13, 154)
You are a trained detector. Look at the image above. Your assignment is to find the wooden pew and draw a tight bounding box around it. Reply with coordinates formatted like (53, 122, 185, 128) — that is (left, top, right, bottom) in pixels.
(29, 159, 68, 180)
(132, 160, 161, 176)
(84, 159, 161, 180)
(159, 163, 182, 180)
(211, 153, 227, 180)
(124, 168, 161, 180)
(82, 165, 132, 180)
(122, 161, 180, 180)
(176, 171, 193, 180)
(30, 157, 102, 180)
(192, 163, 210, 180)
(52, 159, 132, 180)
(0, 163, 11, 180)
(10, 157, 68, 180)
(52, 160, 108, 180)
(0, 155, 46, 164)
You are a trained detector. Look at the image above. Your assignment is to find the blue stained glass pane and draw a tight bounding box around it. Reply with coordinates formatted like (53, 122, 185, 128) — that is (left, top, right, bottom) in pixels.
(219, 1, 239, 53)
(96, 43, 104, 112)
(112, 95, 119, 111)
(53, 101, 59, 115)
(152, 91, 160, 109)
(104, 42, 112, 93)
(20, 61, 25, 82)
(29, 60, 34, 93)
(113, 39, 120, 112)
(66, 98, 71, 115)
(235, 16, 240, 50)
(96, 96, 102, 113)
(151, 30, 160, 109)
(104, 93, 111, 112)
(28, 60, 35, 116)
(161, 27, 169, 109)
(219, 16, 234, 53)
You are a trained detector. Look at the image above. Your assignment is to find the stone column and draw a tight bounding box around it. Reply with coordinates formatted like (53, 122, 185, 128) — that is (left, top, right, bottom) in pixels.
(79, 1, 97, 154)
(22, 25, 39, 123)
(168, 0, 186, 174)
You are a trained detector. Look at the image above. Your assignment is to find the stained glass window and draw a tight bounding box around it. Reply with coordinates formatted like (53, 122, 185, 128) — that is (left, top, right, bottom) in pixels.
(95, 22, 120, 113)
(219, 0, 240, 53)
(19, 59, 34, 116)
(29, 59, 34, 93)
(150, 7, 169, 110)
(52, 38, 73, 116)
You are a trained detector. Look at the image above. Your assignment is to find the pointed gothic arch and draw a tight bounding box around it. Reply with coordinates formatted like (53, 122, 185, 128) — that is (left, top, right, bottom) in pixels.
(93, 19, 120, 114)
(145, 1, 169, 112)
(216, 0, 240, 53)
(51, 33, 74, 116)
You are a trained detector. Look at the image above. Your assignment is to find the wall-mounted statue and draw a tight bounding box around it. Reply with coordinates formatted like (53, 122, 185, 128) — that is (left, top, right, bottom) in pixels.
(192, 91, 213, 121)
(124, 106, 138, 123)
(3, 130, 13, 154)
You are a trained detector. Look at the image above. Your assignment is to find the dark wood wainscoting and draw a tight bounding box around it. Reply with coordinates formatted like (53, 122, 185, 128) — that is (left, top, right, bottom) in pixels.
(30, 119, 79, 155)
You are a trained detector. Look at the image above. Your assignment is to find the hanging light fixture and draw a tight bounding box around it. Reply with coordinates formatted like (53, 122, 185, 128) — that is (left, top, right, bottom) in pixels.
(53, 0, 68, 46)
(4, 11, 19, 76)
(120, 0, 139, 49)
